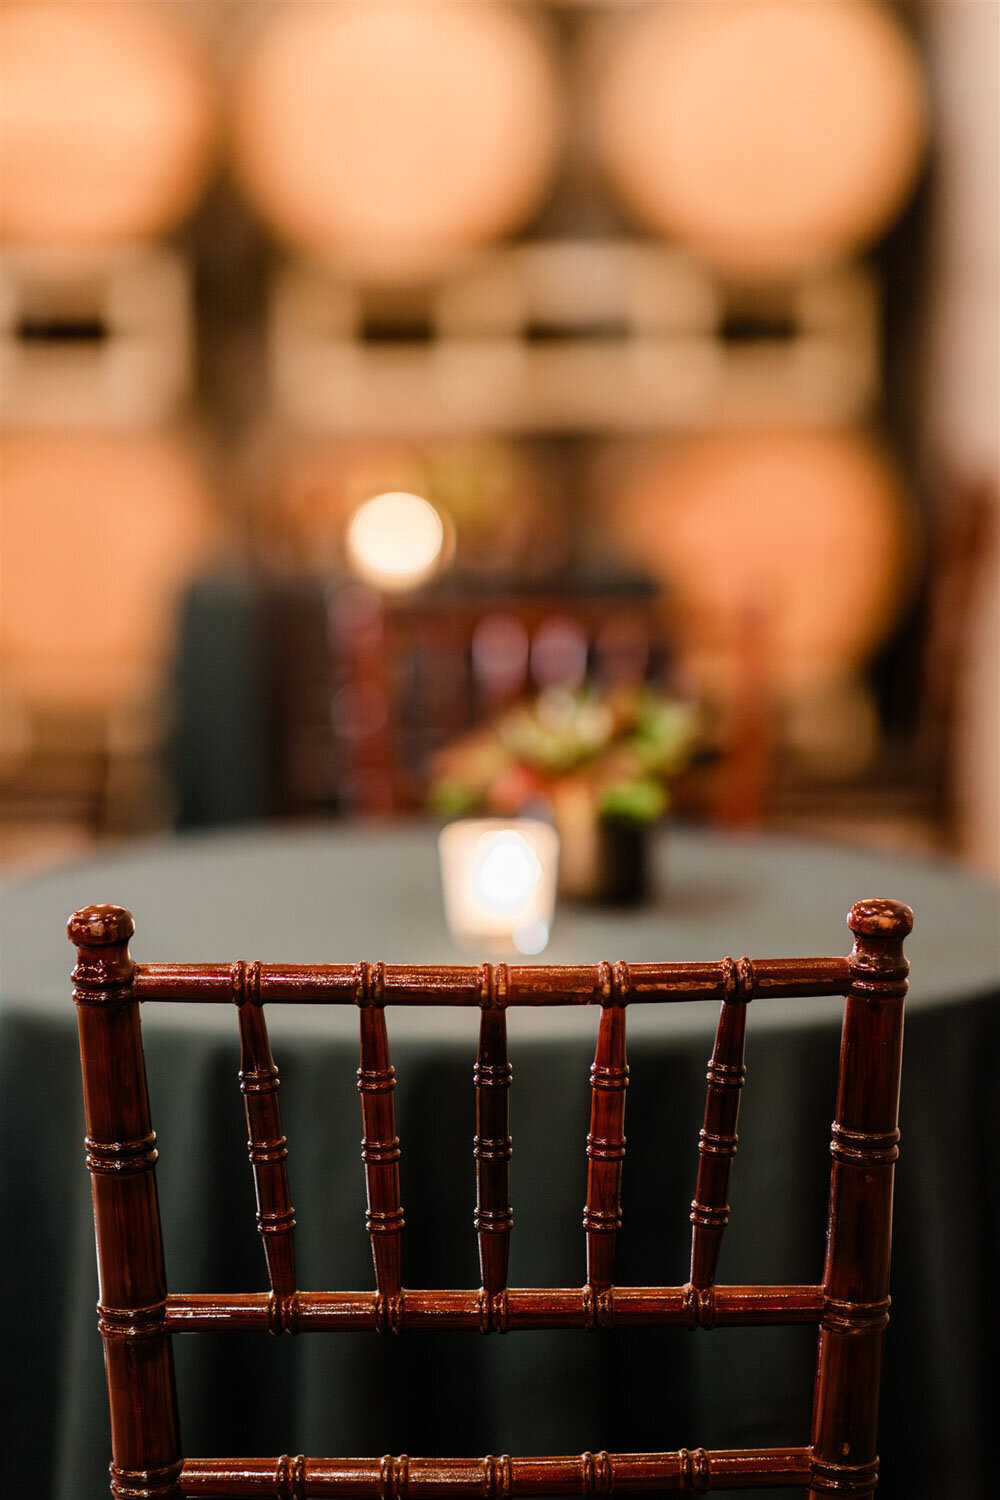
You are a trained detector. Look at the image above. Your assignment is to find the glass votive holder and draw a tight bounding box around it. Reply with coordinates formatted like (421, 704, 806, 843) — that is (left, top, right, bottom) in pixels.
(438, 817, 560, 956)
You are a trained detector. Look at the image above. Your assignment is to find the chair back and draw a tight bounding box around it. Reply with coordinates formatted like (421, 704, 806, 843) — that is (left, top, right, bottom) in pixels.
(69, 896, 912, 1498)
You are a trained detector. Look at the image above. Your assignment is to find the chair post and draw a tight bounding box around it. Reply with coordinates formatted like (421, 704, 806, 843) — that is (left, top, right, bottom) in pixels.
(69, 905, 182, 1500)
(808, 899, 912, 1499)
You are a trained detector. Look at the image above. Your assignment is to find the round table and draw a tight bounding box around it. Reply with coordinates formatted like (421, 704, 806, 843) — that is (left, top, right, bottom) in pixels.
(2, 823, 996, 1499)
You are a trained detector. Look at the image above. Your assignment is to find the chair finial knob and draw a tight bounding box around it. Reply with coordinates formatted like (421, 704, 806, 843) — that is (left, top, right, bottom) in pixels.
(847, 898, 913, 940)
(67, 905, 135, 948)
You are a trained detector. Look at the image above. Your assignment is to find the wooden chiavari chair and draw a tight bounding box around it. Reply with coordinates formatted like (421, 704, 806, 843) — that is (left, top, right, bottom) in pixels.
(69, 896, 912, 1499)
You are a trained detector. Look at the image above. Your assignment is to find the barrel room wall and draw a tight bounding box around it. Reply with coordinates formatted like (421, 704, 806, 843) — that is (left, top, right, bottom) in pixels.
(0, 0, 996, 875)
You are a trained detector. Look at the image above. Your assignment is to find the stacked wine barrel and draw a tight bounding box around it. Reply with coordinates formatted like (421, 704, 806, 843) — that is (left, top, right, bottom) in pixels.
(0, 1, 219, 835)
(590, 0, 926, 737)
(0, 1, 932, 832)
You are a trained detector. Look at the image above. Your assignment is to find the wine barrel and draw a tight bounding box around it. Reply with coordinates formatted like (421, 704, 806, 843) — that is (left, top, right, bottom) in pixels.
(596, 0, 926, 275)
(601, 428, 915, 694)
(0, 429, 216, 710)
(231, 1, 562, 280)
(0, 2, 216, 246)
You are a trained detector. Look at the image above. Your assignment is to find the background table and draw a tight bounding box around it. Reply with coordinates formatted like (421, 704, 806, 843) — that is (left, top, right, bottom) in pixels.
(2, 824, 997, 1498)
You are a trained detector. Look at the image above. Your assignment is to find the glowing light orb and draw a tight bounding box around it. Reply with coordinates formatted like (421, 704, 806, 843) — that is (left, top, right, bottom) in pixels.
(471, 831, 543, 916)
(438, 819, 559, 954)
(345, 491, 445, 592)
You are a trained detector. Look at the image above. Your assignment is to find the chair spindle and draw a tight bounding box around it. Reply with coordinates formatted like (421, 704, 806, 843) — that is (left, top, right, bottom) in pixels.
(70, 906, 183, 1500)
(474, 993, 513, 1303)
(358, 973, 404, 1315)
(584, 989, 628, 1294)
(236, 986, 297, 1308)
(689, 968, 749, 1292)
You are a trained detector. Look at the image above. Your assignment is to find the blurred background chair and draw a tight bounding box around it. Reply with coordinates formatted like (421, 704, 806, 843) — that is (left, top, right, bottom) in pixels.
(172, 565, 671, 821)
(309, 573, 669, 817)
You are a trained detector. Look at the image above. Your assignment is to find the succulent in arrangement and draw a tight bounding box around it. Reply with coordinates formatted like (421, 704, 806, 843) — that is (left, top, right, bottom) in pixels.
(429, 685, 703, 825)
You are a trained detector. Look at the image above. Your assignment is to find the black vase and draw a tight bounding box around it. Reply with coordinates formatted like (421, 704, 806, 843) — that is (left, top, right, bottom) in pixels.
(554, 800, 652, 907)
(594, 814, 650, 906)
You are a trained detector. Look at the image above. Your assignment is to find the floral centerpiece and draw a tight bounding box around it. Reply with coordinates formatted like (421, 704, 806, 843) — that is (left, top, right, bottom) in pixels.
(430, 685, 703, 903)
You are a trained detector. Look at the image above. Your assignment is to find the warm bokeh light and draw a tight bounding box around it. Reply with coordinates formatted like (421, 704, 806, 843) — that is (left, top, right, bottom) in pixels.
(597, 0, 926, 275)
(0, 2, 216, 246)
(438, 818, 559, 954)
(230, 0, 562, 278)
(472, 830, 543, 914)
(345, 491, 445, 592)
(605, 429, 912, 694)
(255, 437, 562, 580)
(0, 430, 215, 709)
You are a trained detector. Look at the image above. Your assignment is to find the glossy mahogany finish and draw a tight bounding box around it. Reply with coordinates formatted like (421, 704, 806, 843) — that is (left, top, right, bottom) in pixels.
(475, 1005, 513, 1302)
(131, 955, 852, 1005)
(237, 994, 297, 1309)
(70, 905, 182, 1500)
(358, 995, 404, 1313)
(70, 898, 912, 1498)
(690, 988, 747, 1292)
(584, 1001, 628, 1293)
(164, 1283, 826, 1335)
(808, 899, 912, 1500)
(179, 1448, 814, 1494)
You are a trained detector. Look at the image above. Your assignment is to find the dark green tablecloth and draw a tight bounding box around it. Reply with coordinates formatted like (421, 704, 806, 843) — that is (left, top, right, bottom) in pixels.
(2, 825, 997, 1498)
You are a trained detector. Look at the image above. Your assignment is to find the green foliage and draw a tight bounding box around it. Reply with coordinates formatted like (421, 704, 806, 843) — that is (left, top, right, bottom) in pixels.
(598, 778, 669, 824)
(428, 684, 704, 825)
(428, 780, 480, 817)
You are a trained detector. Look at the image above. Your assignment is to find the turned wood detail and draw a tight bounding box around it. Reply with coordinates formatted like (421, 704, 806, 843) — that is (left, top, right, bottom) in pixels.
(474, 998, 513, 1306)
(358, 1000, 404, 1316)
(689, 981, 748, 1289)
(111, 1461, 185, 1499)
(808, 899, 912, 1500)
(130, 956, 851, 1006)
(178, 1446, 812, 1495)
(70, 900, 910, 1499)
(237, 999, 297, 1308)
(69, 905, 183, 1500)
(164, 1283, 825, 1335)
(584, 993, 628, 1293)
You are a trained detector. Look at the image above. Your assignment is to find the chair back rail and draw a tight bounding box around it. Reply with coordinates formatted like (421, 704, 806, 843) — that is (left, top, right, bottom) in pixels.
(131, 956, 851, 1004)
(69, 898, 912, 1500)
(178, 1447, 815, 1495)
(164, 1283, 826, 1334)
